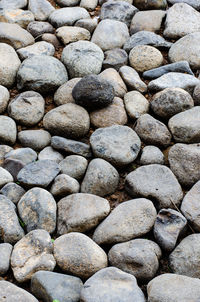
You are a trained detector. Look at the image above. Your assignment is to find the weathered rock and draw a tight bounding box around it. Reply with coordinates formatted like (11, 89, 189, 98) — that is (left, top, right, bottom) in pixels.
(193, 83, 200, 105)
(50, 174, 80, 197)
(6, 146, 34, 164)
(0, 166, 13, 187)
(0, 9, 34, 29)
(167, 0, 200, 10)
(139, 146, 164, 165)
(99, 68, 127, 98)
(80, 0, 98, 10)
(56, 26, 90, 45)
(0, 0, 27, 9)
(54, 78, 80, 106)
(0, 85, 9, 113)
(59, 155, 87, 179)
(3, 158, 25, 181)
(18, 130, 51, 151)
(41, 33, 61, 48)
(124, 91, 149, 119)
(103, 48, 128, 71)
(0, 116, 17, 145)
(133, 0, 167, 9)
(119, 66, 147, 93)
(17, 41, 55, 60)
(0, 243, 12, 275)
(27, 21, 54, 38)
(28, 0, 55, 21)
(0, 145, 13, 166)
(0, 182, 25, 204)
(75, 18, 97, 33)
(38, 146, 64, 163)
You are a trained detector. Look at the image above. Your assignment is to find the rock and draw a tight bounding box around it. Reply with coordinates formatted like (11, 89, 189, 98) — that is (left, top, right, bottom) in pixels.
(59, 155, 87, 179)
(140, 146, 164, 165)
(56, 26, 90, 45)
(57, 193, 110, 234)
(18, 187, 56, 233)
(81, 158, 119, 197)
(151, 88, 194, 119)
(43, 103, 90, 139)
(147, 273, 200, 302)
(100, 0, 133, 3)
(17, 55, 68, 93)
(103, 48, 128, 71)
(125, 164, 183, 209)
(133, 0, 167, 9)
(93, 198, 156, 244)
(75, 18, 97, 33)
(0, 145, 13, 166)
(8, 91, 45, 126)
(108, 239, 161, 281)
(54, 78, 81, 106)
(90, 97, 127, 128)
(154, 208, 187, 252)
(129, 45, 163, 72)
(80, 0, 98, 10)
(168, 143, 200, 187)
(5, 147, 37, 165)
(53, 232, 108, 279)
(28, 0, 55, 21)
(0, 9, 34, 29)
(119, 66, 147, 93)
(193, 83, 200, 105)
(124, 91, 149, 119)
(90, 125, 141, 167)
(11, 229, 56, 282)
(99, 68, 127, 98)
(130, 10, 166, 34)
(169, 234, 200, 278)
(0, 43, 21, 88)
(123, 30, 172, 53)
(0, 182, 25, 204)
(61, 41, 104, 78)
(51, 136, 92, 158)
(31, 271, 83, 302)
(0, 243, 12, 275)
(143, 61, 194, 79)
(0, 195, 24, 244)
(168, 32, 200, 70)
(49, 7, 90, 28)
(100, 1, 138, 27)
(0, 22, 34, 49)
(168, 107, 200, 143)
(17, 41, 55, 60)
(0, 280, 38, 302)
(148, 72, 200, 93)
(91, 19, 129, 51)
(0, 116, 16, 145)
(18, 130, 51, 151)
(38, 146, 64, 163)
(3, 158, 25, 181)
(0, 0, 27, 9)
(80, 267, 146, 302)
(56, 0, 80, 6)
(72, 75, 114, 110)
(135, 114, 172, 147)
(0, 85, 9, 113)
(27, 21, 54, 38)
(41, 33, 61, 48)
(167, 0, 200, 10)
(50, 174, 80, 197)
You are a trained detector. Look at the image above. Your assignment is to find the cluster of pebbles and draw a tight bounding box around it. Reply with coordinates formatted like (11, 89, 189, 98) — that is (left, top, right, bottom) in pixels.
(1, 0, 200, 301)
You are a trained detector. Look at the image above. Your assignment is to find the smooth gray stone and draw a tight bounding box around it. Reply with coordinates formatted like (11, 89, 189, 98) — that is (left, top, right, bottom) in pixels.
(17, 41, 55, 60)
(0, 243, 13, 275)
(103, 48, 128, 71)
(27, 21, 54, 38)
(167, 0, 200, 10)
(28, 0, 55, 21)
(140, 146, 164, 165)
(3, 158, 25, 181)
(38, 146, 64, 163)
(0, 183, 25, 204)
(133, 0, 167, 9)
(0, 85, 9, 114)
(0, 0, 27, 9)
(0, 116, 16, 145)
(50, 174, 80, 197)
(0, 166, 13, 187)
(59, 155, 88, 179)
(5, 147, 37, 165)
(18, 130, 51, 151)
(75, 18, 97, 34)
(193, 82, 200, 105)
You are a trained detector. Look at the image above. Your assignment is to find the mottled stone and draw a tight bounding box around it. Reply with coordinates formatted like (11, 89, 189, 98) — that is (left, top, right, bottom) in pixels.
(17, 41, 55, 60)
(103, 48, 128, 71)
(0, 166, 13, 187)
(0, 9, 34, 29)
(50, 174, 80, 197)
(99, 68, 127, 98)
(124, 91, 149, 119)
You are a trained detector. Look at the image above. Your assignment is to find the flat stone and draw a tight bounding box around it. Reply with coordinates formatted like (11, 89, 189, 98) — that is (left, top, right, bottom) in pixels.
(38, 146, 64, 163)
(11, 229, 56, 282)
(0, 280, 38, 302)
(56, 26, 90, 45)
(0, 182, 25, 204)
(59, 155, 88, 179)
(57, 193, 110, 234)
(54, 78, 81, 106)
(99, 68, 127, 98)
(125, 164, 183, 209)
(93, 198, 157, 245)
(18, 130, 51, 151)
(0, 85, 9, 113)
(5, 147, 38, 165)
(167, 0, 200, 9)
(28, 0, 55, 21)
(140, 146, 164, 165)
(0, 243, 13, 275)
(17, 41, 55, 60)
(27, 21, 54, 38)
(103, 48, 128, 71)
(0, 9, 34, 29)
(0, 116, 16, 145)
(133, 0, 167, 9)
(75, 18, 97, 33)
(50, 174, 80, 197)
(124, 91, 149, 119)
(0, 0, 27, 9)
(119, 66, 147, 93)
(90, 125, 141, 167)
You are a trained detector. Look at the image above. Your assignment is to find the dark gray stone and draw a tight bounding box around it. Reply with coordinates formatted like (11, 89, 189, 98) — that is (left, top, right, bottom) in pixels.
(103, 48, 128, 71)
(167, 0, 200, 10)
(0, 280, 38, 302)
(18, 130, 51, 151)
(0, 85, 9, 114)
(0, 243, 12, 275)
(3, 158, 25, 181)
(59, 155, 88, 179)
(28, 0, 55, 21)
(133, 0, 167, 9)
(5, 147, 37, 165)
(0, 182, 25, 204)
(27, 21, 54, 38)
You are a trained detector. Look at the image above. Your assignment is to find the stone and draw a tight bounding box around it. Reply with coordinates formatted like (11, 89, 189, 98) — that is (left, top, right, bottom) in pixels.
(17, 55, 68, 93)
(90, 97, 127, 128)
(167, 0, 200, 10)
(0, 182, 25, 204)
(0, 116, 17, 145)
(75, 18, 97, 33)
(93, 198, 156, 245)
(193, 83, 200, 105)
(148, 72, 200, 93)
(154, 208, 187, 252)
(140, 146, 164, 165)
(53, 232, 108, 279)
(164, 3, 200, 39)
(80, 0, 98, 10)
(43, 104, 90, 139)
(143, 61, 194, 79)
(27, 21, 54, 38)
(11, 229, 56, 282)
(100, 1, 138, 27)
(41, 33, 61, 48)
(81, 158, 119, 197)
(129, 45, 163, 72)
(119, 66, 147, 93)
(0, 85, 9, 113)
(168, 143, 200, 187)
(8, 91, 45, 126)
(61, 41, 104, 78)
(124, 91, 149, 119)
(31, 271, 83, 302)
(18, 187, 56, 233)
(57, 193, 110, 234)
(103, 48, 128, 71)
(28, 0, 55, 21)
(135, 114, 172, 147)
(168, 32, 200, 70)
(151, 88, 194, 119)
(108, 239, 161, 281)
(147, 274, 200, 302)
(169, 234, 200, 278)
(18, 130, 51, 151)
(17, 41, 55, 60)
(100, 0, 133, 3)
(56, 26, 90, 45)
(0, 145, 13, 166)
(80, 267, 146, 302)
(59, 155, 88, 179)
(5, 148, 37, 165)
(0, 9, 34, 29)
(0, 22, 34, 49)
(91, 19, 129, 51)
(56, 0, 80, 6)
(90, 125, 141, 167)
(130, 10, 166, 34)
(3, 158, 25, 181)
(168, 106, 200, 143)
(123, 30, 172, 53)
(133, 0, 167, 9)
(0, 195, 24, 244)
(0, 0, 27, 9)
(0, 243, 12, 275)
(54, 78, 81, 106)
(0, 43, 21, 88)
(125, 164, 183, 209)
(49, 7, 90, 28)
(99, 68, 127, 98)
(38, 146, 64, 163)
(50, 174, 80, 197)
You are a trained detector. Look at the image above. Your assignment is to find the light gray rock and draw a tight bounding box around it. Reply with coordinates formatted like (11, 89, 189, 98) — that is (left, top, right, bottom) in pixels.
(75, 18, 97, 33)
(99, 68, 127, 98)
(56, 26, 90, 45)
(80, 0, 98, 10)
(0, 243, 13, 275)
(28, 0, 55, 21)
(42, 33, 62, 47)
(18, 130, 51, 151)
(93, 198, 156, 245)
(11, 229, 56, 282)
(59, 155, 87, 179)
(56, 0, 80, 6)
(0, 182, 25, 204)
(124, 91, 149, 119)
(38, 146, 64, 163)
(125, 164, 183, 209)
(54, 78, 81, 106)
(140, 146, 164, 165)
(193, 82, 200, 105)
(27, 21, 54, 38)
(50, 174, 80, 197)
(119, 66, 147, 93)
(57, 193, 110, 234)
(0, 116, 17, 145)
(0, 85, 9, 113)
(0, 9, 34, 29)
(167, 0, 200, 10)
(17, 41, 55, 60)
(103, 48, 128, 71)
(0, 0, 27, 9)
(0, 166, 13, 187)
